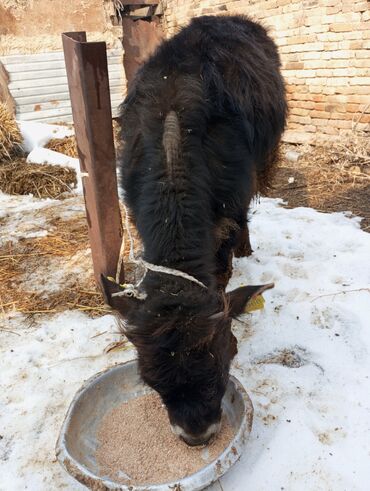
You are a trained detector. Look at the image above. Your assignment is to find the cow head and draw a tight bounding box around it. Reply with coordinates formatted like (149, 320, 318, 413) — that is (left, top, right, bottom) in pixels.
(102, 274, 273, 446)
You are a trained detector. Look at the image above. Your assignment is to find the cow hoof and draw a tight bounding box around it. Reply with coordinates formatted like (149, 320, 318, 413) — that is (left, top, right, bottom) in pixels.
(234, 245, 253, 258)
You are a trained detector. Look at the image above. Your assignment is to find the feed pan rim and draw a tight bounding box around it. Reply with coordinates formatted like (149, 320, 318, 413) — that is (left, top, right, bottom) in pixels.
(56, 359, 253, 491)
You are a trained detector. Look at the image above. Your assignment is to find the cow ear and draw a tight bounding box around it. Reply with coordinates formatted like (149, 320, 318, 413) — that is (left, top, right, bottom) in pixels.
(227, 283, 274, 317)
(100, 275, 146, 314)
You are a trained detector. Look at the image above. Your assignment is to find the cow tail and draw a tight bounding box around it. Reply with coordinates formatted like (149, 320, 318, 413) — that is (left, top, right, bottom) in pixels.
(162, 111, 181, 181)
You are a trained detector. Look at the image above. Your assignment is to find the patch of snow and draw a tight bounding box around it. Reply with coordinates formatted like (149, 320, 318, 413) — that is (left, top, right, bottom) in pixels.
(219, 199, 370, 491)
(27, 147, 79, 172)
(19, 249, 92, 295)
(0, 194, 85, 246)
(0, 192, 56, 246)
(1, 198, 370, 490)
(0, 312, 133, 491)
(18, 121, 74, 153)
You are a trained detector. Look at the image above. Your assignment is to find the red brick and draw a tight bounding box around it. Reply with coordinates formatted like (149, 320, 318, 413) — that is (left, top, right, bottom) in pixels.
(317, 32, 343, 42)
(331, 12, 362, 22)
(305, 125, 317, 132)
(321, 86, 336, 94)
(312, 94, 325, 102)
(356, 114, 370, 124)
(350, 41, 364, 49)
(353, 2, 369, 13)
(324, 103, 347, 112)
(355, 122, 370, 131)
(330, 111, 356, 120)
(311, 118, 331, 127)
(321, 0, 339, 6)
(300, 51, 322, 60)
(326, 95, 349, 103)
(284, 62, 305, 70)
(346, 94, 370, 103)
(350, 77, 370, 85)
(327, 60, 350, 68)
(311, 110, 332, 119)
(345, 103, 361, 113)
(321, 125, 339, 135)
(335, 86, 369, 95)
(343, 31, 363, 40)
(316, 69, 333, 76)
(330, 23, 355, 32)
(353, 58, 370, 67)
(326, 6, 341, 14)
(305, 77, 326, 86)
(290, 114, 312, 124)
(290, 107, 311, 116)
(330, 119, 353, 129)
(295, 101, 315, 109)
(285, 84, 296, 93)
(309, 85, 324, 93)
(286, 35, 316, 45)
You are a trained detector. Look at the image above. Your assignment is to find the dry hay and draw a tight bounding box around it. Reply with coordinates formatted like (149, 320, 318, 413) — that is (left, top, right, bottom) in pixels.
(46, 136, 78, 158)
(0, 102, 22, 161)
(46, 122, 121, 159)
(0, 205, 142, 318)
(0, 158, 77, 198)
(269, 132, 370, 231)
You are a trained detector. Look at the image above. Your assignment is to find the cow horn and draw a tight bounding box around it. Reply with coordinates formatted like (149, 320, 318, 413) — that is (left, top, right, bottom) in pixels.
(162, 110, 181, 180)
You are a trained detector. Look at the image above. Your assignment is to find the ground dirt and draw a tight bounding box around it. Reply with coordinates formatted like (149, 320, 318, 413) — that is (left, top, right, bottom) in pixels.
(268, 142, 370, 232)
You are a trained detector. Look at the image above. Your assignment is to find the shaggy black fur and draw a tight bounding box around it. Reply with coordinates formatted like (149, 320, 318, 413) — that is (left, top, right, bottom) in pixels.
(103, 15, 287, 443)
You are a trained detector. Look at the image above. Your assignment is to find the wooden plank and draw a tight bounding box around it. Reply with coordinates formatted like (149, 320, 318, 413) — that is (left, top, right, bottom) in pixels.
(10, 75, 123, 90)
(9, 77, 68, 89)
(126, 4, 163, 17)
(3, 46, 124, 123)
(62, 32, 124, 289)
(17, 99, 72, 114)
(122, 17, 163, 88)
(1, 48, 122, 65)
(9, 64, 122, 82)
(16, 85, 123, 104)
(18, 106, 73, 121)
(18, 93, 122, 114)
(6, 58, 123, 74)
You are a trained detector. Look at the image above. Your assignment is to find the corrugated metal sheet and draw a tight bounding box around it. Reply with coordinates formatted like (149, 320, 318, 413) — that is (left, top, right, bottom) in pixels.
(1, 49, 125, 123)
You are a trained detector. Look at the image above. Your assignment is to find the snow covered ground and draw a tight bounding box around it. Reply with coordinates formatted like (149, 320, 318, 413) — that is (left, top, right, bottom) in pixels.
(1, 195, 370, 491)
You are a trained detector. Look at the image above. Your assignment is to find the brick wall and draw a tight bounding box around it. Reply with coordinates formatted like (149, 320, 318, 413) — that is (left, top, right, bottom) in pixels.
(162, 0, 370, 144)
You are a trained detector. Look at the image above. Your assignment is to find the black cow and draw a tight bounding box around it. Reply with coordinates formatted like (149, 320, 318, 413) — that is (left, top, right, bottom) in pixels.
(102, 15, 287, 446)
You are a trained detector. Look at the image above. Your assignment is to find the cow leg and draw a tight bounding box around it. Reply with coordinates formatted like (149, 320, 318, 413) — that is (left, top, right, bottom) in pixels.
(229, 331, 238, 358)
(215, 241, 233, 289)
(234, 222, 253, 258)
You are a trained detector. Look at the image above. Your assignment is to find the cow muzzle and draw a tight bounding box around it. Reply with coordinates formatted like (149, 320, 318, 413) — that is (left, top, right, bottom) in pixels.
(171, 421, 221, 447)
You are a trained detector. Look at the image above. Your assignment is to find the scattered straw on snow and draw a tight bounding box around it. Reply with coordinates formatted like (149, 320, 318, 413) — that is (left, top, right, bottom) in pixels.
(0, 194, 140, 318)
(1, 197, 370, 490)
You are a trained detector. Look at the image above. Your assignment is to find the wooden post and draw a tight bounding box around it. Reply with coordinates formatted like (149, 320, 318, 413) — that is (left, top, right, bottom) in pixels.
(62, 32, 124, 292)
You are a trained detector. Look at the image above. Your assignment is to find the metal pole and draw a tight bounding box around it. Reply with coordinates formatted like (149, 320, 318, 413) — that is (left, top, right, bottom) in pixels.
(62, 32, 124, 292)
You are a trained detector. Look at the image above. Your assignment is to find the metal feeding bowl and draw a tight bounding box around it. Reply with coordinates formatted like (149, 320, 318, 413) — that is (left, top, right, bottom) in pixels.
(56, 360, 253, 491)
